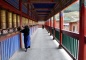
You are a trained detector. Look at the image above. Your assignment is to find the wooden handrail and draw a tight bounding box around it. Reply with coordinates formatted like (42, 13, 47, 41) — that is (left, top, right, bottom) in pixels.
(62, 29, 79, 40)
(54, 28, 79, 40)
(55, 28, 60, 32)
(0, 31, 20, 42)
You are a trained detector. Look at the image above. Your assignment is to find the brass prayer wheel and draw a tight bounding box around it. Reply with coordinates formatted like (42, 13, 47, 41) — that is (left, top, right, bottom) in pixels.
(12, 14, 16, 27)
(7, 12, 12, 28)
(24, 17, 26, 26)
(29, 20, 31, 25)
(23, 17, 26, 26)
(24, 17, 26, 25)
(33, 21, 35, 25)
(16, 15, 20, 27)
(0, 9, 6, 29)
(22, 17, 24, 26)
(30, 20, 32, 25)
(25, 18, 28, 25)
(31, 20, 33, 25)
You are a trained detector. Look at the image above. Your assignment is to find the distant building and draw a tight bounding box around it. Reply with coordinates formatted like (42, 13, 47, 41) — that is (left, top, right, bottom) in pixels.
(55, 11, 79, 33)
(69, 21, 79, 33)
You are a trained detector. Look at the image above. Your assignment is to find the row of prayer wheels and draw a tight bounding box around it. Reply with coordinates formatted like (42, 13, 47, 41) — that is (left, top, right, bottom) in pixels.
(22, 17, 29, 26)
(0, 9, 38, 30)
(0, 9, 20, 29)
(22, 17, 38, 26)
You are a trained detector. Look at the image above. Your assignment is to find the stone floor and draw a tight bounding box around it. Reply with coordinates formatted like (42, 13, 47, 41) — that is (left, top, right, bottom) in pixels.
(10, 28, 73, 60)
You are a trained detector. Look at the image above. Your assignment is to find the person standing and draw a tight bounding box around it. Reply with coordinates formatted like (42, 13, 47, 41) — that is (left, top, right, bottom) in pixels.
(42, 25, 44, 29)
(20, 25, 31, 52)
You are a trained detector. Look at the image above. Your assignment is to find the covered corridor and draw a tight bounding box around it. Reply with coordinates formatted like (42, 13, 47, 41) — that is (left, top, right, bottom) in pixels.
(0, 0, 86, 60)
(9, 28, 72, 60)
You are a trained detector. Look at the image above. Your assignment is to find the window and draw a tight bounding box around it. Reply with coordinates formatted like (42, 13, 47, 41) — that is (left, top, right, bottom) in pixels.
(73, 26, 75, 32)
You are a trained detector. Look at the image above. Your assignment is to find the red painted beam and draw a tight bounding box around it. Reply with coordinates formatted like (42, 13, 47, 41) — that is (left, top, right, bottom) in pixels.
(0, 1, 21, 14)
(0, 32, 20, 41)
(0, 0, 34, 20)
(29, 2, 56, 4)
(47, 0, 78, 20)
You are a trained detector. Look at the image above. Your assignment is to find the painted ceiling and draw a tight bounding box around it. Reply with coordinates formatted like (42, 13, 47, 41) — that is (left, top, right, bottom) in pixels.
(22, 0, 78, 21)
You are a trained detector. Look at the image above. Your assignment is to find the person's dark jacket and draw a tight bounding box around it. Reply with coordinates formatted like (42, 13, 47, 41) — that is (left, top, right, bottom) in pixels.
(20, 26, 30, 37)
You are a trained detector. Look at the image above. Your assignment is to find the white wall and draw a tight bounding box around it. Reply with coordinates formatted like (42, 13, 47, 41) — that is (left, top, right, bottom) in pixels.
(38, 21, 45, 25)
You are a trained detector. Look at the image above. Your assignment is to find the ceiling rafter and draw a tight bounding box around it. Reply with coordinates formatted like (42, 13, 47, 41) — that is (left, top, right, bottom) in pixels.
(22, 0, 78, 21)
(46, 0, 78, 20)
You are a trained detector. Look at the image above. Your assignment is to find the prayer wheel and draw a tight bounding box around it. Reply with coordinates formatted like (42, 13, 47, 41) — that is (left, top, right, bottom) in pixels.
(22, 17, 25, 26)
(24, 17, 26, 26)
(34, 21, 36, 25)
(24, 18, 26, 25)
(22, 17, 23, 26)
(7, 11, 12, 28)
(0, 9, 6, 29)
(16, 15, 20, 27)
(29, 20, 31, 25)
(33, 21, 35, 25)
(25, 18, 28, 25)
(12, 14, 16, 28)
(31, 20, 33, 25)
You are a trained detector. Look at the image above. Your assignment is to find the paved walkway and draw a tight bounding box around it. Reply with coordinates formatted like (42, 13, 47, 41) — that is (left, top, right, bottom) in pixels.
(10, 28, 73, 60)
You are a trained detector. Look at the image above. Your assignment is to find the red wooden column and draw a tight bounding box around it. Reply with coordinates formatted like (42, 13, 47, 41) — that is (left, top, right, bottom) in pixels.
(50, 18, 52, 35)
(59, 11, 63, 47)
(46, 21, 47, 26)
(48, 19, 50, 33)
(53, 16, 56, 40)
(51, 17, 53, 27)
(19, 0, 23, 48)
(0, 0, 3, 4)
(48, 20, 49, 26)
(49, 19, 50, 27)
(47, 21, 48, 26)
(45, 21, 46, 26)
(0, 0, 2, 2)
(47, 20, 48, 26)
(78, 0, 86, 60)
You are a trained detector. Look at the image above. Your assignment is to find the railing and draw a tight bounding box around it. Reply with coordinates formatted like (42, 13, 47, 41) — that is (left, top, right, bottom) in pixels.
(45, 26, 79, 60)
(62, 30, 79, 59)
(51, 28, 54, 35)
(0, 25, 38, 60)
(1, 34, 20, 60)
(29, 25, 38, 36)
(46, 26, 54, 35)
(55, 28, 60, 42)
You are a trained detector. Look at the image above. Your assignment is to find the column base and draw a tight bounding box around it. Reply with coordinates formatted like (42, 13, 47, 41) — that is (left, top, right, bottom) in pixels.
(50, 33, 52, 36)
(53, 37, 55, 40)
(58, 45, 62, 49)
